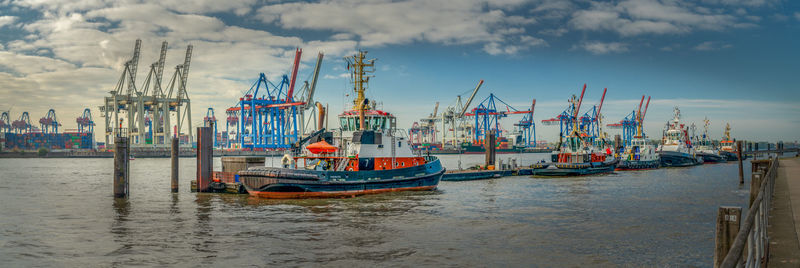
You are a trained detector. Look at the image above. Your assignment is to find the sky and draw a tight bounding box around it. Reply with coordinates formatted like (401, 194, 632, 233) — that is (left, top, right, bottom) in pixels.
(0, 0, 798, 143)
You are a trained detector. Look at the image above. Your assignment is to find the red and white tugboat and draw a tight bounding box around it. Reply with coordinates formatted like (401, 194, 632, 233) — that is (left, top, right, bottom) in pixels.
(239, 51, 445, 198)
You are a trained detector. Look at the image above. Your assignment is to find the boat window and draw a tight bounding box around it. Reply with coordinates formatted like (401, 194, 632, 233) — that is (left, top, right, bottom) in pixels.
(340, 118, 348, 131)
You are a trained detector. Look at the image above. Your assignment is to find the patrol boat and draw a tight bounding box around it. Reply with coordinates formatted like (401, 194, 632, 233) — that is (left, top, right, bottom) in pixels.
(239, 51, 445, 198)
(657, 107, 703, 167)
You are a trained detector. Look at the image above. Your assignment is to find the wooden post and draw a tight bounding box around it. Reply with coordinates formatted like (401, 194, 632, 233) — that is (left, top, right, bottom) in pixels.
(714, 206, 742, 268)
(113, 137, 129, 198)
(171, 137, 179, 193)
(196, 127, 213, 192)
(485, 130, 496, 168)
(749, 171, 763, 206)
(737, 141, 744, 184)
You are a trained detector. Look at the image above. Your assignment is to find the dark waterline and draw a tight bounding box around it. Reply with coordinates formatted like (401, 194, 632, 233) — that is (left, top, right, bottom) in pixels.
(0, 154, 751, 266)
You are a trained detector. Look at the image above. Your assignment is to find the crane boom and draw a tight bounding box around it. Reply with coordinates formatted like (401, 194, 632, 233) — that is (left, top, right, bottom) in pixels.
(636, 95, 645, 120)
(287, 48, 302, 101)
(126, 39, 142, 95)
(530, 99, 536, 117)
(179, 45, 193, 93)
(304, 52, 324, 109)
(155, 41, 167, 89)
(574, 84, 587, 118)
(432, 102, 439, 117)
(641, 96, 651, 122)
(459, 79, 484, 117)
(596, 87, 607, 119)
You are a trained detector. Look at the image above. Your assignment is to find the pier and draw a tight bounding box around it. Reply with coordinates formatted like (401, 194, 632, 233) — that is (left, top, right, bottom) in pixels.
(716, 155, 800, 267)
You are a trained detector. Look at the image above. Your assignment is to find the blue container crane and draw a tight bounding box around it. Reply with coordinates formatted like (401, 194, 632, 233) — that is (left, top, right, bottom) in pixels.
(204, 107, 218, 147)
(513, 99, 537, 148)
(39, 109, 60, 134)
(465, 93, 529, 144)
(76, 108, 95, 133)
(0, 111, 10, 134)
(608, 95, 650, 149)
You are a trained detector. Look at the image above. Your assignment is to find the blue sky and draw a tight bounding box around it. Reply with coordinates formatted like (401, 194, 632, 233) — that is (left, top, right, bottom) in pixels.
(0, 0, 798, 143)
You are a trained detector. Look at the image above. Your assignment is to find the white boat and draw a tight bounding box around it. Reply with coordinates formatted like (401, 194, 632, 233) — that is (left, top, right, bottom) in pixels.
(693, 117, 726, 163)
(657, 107, 702, 167)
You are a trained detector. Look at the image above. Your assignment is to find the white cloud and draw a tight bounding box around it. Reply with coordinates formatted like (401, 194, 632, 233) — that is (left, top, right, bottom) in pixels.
(569, 0, 747, 36)
(578, 41, 629, 54)
(693, 41, 733, 51)
(255, 0, 540, 55)
(0, 15, 16, 28)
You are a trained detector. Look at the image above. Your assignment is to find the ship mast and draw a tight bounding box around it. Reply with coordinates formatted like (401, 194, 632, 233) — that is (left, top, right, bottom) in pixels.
(724, 123, 731, 141)
(345, 51, 376, 111)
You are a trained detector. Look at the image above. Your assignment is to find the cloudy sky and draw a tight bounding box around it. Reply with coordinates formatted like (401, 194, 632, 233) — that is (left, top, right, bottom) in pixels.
(0, 0, 798, 143)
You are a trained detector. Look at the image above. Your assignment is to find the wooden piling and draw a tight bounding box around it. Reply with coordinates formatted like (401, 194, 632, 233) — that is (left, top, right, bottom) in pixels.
(196, 127, 213, 192)
(113, 137, 129, 198)
(171, 137, 179, 193)
(485, 130, 496, 168)
(737, 141, 744, 184)
(714, 206, 742, 268)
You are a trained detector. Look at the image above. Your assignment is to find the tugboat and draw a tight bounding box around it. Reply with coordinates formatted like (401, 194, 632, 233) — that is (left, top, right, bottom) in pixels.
(718, 123, 741, 161)
(529, 85, 617, 176)
(657, 107, 703, 167)
(239, 51, 445, 198)
(693, 117, 727, 163)
(610, 95, 660, 170)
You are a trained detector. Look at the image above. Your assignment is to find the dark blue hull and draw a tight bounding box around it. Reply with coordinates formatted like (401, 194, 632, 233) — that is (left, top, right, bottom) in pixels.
(659, 151, 703, 167)
(616, 159, 660, 170)
(697, 152, 727, 163)
(441, 170, 513, 181)
(528, 159, 618, 176)
(720, 151, 744, 161)
(239, 158, 445, 198)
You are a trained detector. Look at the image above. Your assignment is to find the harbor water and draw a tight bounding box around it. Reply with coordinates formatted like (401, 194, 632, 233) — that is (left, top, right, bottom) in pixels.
(0, 154, 751, 266)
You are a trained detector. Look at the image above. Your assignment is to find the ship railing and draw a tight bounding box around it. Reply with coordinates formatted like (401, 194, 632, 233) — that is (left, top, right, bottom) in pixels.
(719, 156, 778, 268)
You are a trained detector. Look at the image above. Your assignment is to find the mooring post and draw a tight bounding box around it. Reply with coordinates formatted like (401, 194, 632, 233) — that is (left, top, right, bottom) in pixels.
(171, 137, 179, 193)
(714, 206, 742, 268)
(196, 127, 213, 192)
(113, 137, 129, 198)
(485, 130, 496, 168)
(737, 141, 744, 184)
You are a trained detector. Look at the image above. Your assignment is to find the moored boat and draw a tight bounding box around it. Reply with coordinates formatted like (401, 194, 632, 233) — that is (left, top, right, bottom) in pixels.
(693, 117, 727, 163)
(657, 107, 703, 167)
(239, 51, 445, 198)
(529, 85, 617, 176)
(608, 95, 660, 170)
(718, 123, 744, 161)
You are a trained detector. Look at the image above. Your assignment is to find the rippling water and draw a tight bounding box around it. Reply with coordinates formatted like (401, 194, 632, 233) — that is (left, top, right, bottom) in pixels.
(0, 154, 752, 266)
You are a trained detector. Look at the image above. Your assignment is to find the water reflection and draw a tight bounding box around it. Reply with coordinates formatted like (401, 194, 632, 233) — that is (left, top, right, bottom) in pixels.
(108, 198, 131, 264)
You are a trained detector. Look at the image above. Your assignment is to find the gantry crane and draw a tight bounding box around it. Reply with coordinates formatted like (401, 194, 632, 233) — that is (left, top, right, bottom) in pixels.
(513, 99, 537, 148)
(100, 40, 194, 147)
(441, 80, 483, 148)
(608, 95, 650, 148)
(39, 109, 60, 134)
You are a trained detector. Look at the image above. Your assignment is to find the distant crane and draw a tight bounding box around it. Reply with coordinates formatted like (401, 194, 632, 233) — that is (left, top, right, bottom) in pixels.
(39, 109, 60, 134)
(441, 80, 483, 148)
(608, 95, 650, 148)
(12, 112, 33, 134)
(227, 49, 305, 149)
(0, 110, 10, 133)
(513, 99, 537, 148)
(465, 93, 529, 143)
(542, 84, 587, 149)
(204, 107, 218, 147)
